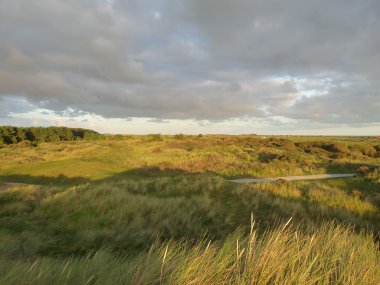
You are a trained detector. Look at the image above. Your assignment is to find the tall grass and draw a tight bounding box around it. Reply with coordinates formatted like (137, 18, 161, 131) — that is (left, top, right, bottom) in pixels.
(0, 221, 378, 285)
(0, 175, 379, 258)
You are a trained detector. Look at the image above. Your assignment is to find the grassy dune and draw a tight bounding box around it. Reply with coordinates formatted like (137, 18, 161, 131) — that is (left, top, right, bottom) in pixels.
(1, 135, 379, 181)
(0, 135, 379, 284)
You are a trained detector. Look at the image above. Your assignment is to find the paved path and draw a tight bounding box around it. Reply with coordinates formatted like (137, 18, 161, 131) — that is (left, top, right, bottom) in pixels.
(230, 173, 355, 183)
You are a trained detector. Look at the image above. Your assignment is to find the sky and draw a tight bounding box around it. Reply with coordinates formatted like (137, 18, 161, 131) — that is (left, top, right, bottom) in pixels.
(0, 0, 379, 135)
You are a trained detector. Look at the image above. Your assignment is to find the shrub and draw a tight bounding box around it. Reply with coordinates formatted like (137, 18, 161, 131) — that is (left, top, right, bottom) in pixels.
(349, 144, 377, 157)
(282, 141, 296, 150)
(157, 161, 174, 171)
(258, 152, 279, 163)
(152, 147, 163, 153)
(276, 178, 289, 185)
(356, 166, 369, 173)
(149, 133, 163, 142)
(361, 144, 377, 157)
(366, 167, 380, 180)
(174, 134, 185, 140)
(350, 145, 364, 155)
(14, 140, 32, 148)
(329, 143, 349, 153)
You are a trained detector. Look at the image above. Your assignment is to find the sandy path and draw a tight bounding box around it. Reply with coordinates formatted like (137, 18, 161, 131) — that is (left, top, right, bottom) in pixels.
(230, 174, 355, 183)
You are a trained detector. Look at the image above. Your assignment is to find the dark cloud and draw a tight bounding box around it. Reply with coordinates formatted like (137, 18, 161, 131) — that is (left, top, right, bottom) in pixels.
(0, 0, 379, 126)
(0, 96, 35, 118)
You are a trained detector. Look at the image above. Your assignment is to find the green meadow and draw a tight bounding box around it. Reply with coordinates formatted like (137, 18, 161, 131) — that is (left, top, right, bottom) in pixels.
(0, 134, 379, 284)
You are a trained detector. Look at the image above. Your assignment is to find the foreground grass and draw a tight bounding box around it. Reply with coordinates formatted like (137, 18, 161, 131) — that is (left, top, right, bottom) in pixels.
(0, 221, 378, 285)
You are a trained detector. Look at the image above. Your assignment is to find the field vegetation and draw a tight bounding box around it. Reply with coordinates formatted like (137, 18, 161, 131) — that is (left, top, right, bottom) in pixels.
(0, 130, 379, 284)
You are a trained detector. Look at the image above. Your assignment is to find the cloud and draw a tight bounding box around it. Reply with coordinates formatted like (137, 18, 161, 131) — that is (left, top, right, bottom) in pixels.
(147, 118, 170, 123)
(0, 96, 35, 118)
(0, 0, 379, 129)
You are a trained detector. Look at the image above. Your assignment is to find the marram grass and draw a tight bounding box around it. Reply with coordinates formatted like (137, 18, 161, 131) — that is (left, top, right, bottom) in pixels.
(0, 220, 378, 285)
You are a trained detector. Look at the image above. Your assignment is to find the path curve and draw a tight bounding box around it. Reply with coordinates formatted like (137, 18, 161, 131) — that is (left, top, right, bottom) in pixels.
(230, 173, 355, 183)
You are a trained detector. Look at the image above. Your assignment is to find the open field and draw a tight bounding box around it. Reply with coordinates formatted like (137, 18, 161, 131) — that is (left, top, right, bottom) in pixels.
(0, 134, 379, 284)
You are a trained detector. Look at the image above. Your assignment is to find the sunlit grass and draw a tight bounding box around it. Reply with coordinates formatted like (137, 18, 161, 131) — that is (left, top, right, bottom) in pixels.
(0, 221, 378, 285)
(2, 135, 378, 182)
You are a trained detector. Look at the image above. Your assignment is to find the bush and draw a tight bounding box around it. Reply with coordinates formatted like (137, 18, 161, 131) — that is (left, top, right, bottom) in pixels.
(149, 133, 163, 142)
(258, 152, 279, 163)
(356, 166, 369, 174)
(282, 141, 296, 150)
(14, 140, 32, 148)
(329, 143, 349, 153)
(157, 161, 174, 171)
(174, 134, 185, 140)
(276, 178, 289, 184)
(361, 144, 377, 157)
(152, 147, 163, 153)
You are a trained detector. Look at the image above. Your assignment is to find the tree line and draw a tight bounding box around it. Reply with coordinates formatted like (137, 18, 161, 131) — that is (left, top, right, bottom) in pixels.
(0, 126, 103, 145)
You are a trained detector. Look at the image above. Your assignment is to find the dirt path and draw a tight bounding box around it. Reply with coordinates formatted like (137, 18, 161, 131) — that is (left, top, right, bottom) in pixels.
(230, 174, 355, 183)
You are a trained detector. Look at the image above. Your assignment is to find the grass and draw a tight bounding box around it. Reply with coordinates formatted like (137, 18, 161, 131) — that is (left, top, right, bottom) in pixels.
(1, 135, 378, 182)
(0, 135, 379, 283)
(0, 221, 378, 285)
